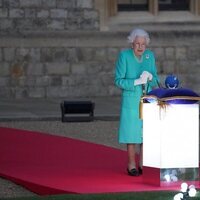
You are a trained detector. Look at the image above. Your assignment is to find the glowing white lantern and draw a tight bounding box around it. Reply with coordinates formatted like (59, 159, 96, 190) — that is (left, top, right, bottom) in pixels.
(181, 182, 188, 192)
(142, 103, 199, 186)
(188, 188, 197, 197)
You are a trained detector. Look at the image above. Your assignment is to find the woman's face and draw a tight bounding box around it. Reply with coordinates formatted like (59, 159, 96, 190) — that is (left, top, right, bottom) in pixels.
(132, 36, 147, 57)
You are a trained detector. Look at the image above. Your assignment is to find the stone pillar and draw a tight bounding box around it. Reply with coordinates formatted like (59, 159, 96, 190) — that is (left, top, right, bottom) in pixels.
(190, 0, 200, 15)
(149, 0, 158, 16)
(95, 0, 117, 31)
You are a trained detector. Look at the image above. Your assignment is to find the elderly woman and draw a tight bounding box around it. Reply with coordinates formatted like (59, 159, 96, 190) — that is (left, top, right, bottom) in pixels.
(115, 28, 159, 176)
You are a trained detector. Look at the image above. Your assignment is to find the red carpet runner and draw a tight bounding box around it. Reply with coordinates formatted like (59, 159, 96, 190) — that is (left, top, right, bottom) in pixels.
(0, 127, 195, 195)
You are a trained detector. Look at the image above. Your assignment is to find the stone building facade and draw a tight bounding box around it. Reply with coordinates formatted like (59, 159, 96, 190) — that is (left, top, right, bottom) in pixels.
(0, 0, 200, 98)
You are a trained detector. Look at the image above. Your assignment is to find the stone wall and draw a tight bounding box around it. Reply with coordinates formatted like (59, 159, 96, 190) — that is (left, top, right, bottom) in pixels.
(0, 31, 200, 98)
(0, 0, 199, 99)
(152, 31, 200, 94)
(0, 32, 118, 98)
(0, 0, 99, 34)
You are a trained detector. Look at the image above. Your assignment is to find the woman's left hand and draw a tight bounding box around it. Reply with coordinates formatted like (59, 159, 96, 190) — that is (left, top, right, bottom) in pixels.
(140, 71, 153, 81)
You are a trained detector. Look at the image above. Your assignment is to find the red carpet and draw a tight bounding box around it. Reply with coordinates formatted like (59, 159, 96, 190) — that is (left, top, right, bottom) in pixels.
(0, 127, 198, 195)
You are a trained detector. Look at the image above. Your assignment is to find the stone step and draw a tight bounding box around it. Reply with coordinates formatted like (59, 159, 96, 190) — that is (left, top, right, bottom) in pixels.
(108, 21, 200, 32)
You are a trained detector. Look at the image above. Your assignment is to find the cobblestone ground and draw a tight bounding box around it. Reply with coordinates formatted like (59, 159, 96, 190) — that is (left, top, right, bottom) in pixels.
(0, 120, 126, 198)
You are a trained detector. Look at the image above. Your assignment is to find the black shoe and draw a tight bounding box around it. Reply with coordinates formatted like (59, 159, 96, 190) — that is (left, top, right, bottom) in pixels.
(138, 167, 143, 175)
(127, 168, 139, 176)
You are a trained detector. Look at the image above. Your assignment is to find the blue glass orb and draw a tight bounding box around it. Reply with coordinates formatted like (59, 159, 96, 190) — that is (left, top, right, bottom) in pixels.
(165, 75, 179, 89)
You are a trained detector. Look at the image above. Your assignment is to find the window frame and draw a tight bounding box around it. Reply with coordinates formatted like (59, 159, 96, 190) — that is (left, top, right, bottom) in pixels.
(94, 0, 200, 31)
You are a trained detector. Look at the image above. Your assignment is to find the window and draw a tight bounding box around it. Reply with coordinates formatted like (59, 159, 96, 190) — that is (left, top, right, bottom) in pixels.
(159, 0, 189, 11)
(94, 0, 200, 31)
(117, 0, 148, 11)
(117, 0, 190, 12)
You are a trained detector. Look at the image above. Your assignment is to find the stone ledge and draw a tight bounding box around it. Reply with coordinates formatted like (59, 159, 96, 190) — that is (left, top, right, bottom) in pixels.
(0, 28, 200, 47)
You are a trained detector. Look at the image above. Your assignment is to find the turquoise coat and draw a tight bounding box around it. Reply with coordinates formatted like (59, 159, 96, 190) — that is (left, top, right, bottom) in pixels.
(115, 48, 159, 144)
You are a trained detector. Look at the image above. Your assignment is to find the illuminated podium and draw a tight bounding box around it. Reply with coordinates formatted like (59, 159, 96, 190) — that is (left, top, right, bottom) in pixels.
(143, 103, 199, 186)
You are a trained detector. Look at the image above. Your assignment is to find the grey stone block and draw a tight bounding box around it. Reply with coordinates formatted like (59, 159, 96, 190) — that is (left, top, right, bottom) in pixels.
(9, 8, 24, 18)
(165, 47, 175, 60)
(3, 48, 15, 61)
(53, 48, 66, 62)
(47, 19, 65, 30)
(71, 63, 88, 74)
(41, 0, 56, 8)
(46, 86, 68, 98)
(20, 0, 42, 8)
(154, 47, 165, 60)
(32, 18, 48, 29)
(62, 75, 89, 87)
(57, 0, 76, 8)
(16, 48, 29, 59)
(109, 85, 121, 96)
(162, 60, 176, 74)
(0, 62, 10, 76)
(93, 48, 107, 61)
(41, 48, 53, 62)
(50, 9, 67, 18)
(25, 8, 36, 18)
(15, 19, 33, 30)
(27, 63, 44, 76)
(28, 87, 45, 98)
(49, 76, 62, 86)
(23, 76, 36, 87)
(37, 9, 49, 18)
(187, 47, 200, 60)
(176, 47, 187, 60)
(4, 0, 20, 8)
(77, 0, 93, 8)
(0, 87, 11, 97)
(0, 77, 10, 86)
(100, 73, 114, 86)
(45, 62, 70, 75)
(83, 10, 98, 19)
(107, 48, 119, 62)
(35, 76, 49, 87)
(86, 62, 102, 74)
(0, 19, 14, 30)
(14, 87, 28, 98)
(66, 48, 79, 62)
(29, 48, 41, 62)
(78, 47, 94, 61)
(0, 8, 8, 18)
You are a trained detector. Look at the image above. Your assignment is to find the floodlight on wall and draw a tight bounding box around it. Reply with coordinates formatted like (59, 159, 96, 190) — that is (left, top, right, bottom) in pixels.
(60, 100, 95, 122)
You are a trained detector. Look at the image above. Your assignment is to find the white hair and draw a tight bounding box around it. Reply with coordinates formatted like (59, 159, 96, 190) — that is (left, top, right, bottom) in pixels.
(127, 28, 150, 45)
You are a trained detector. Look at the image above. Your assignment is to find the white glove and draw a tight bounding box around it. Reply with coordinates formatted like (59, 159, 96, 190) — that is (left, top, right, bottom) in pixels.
(134, 76, 148, 86)
(140, 71, 153, 81)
